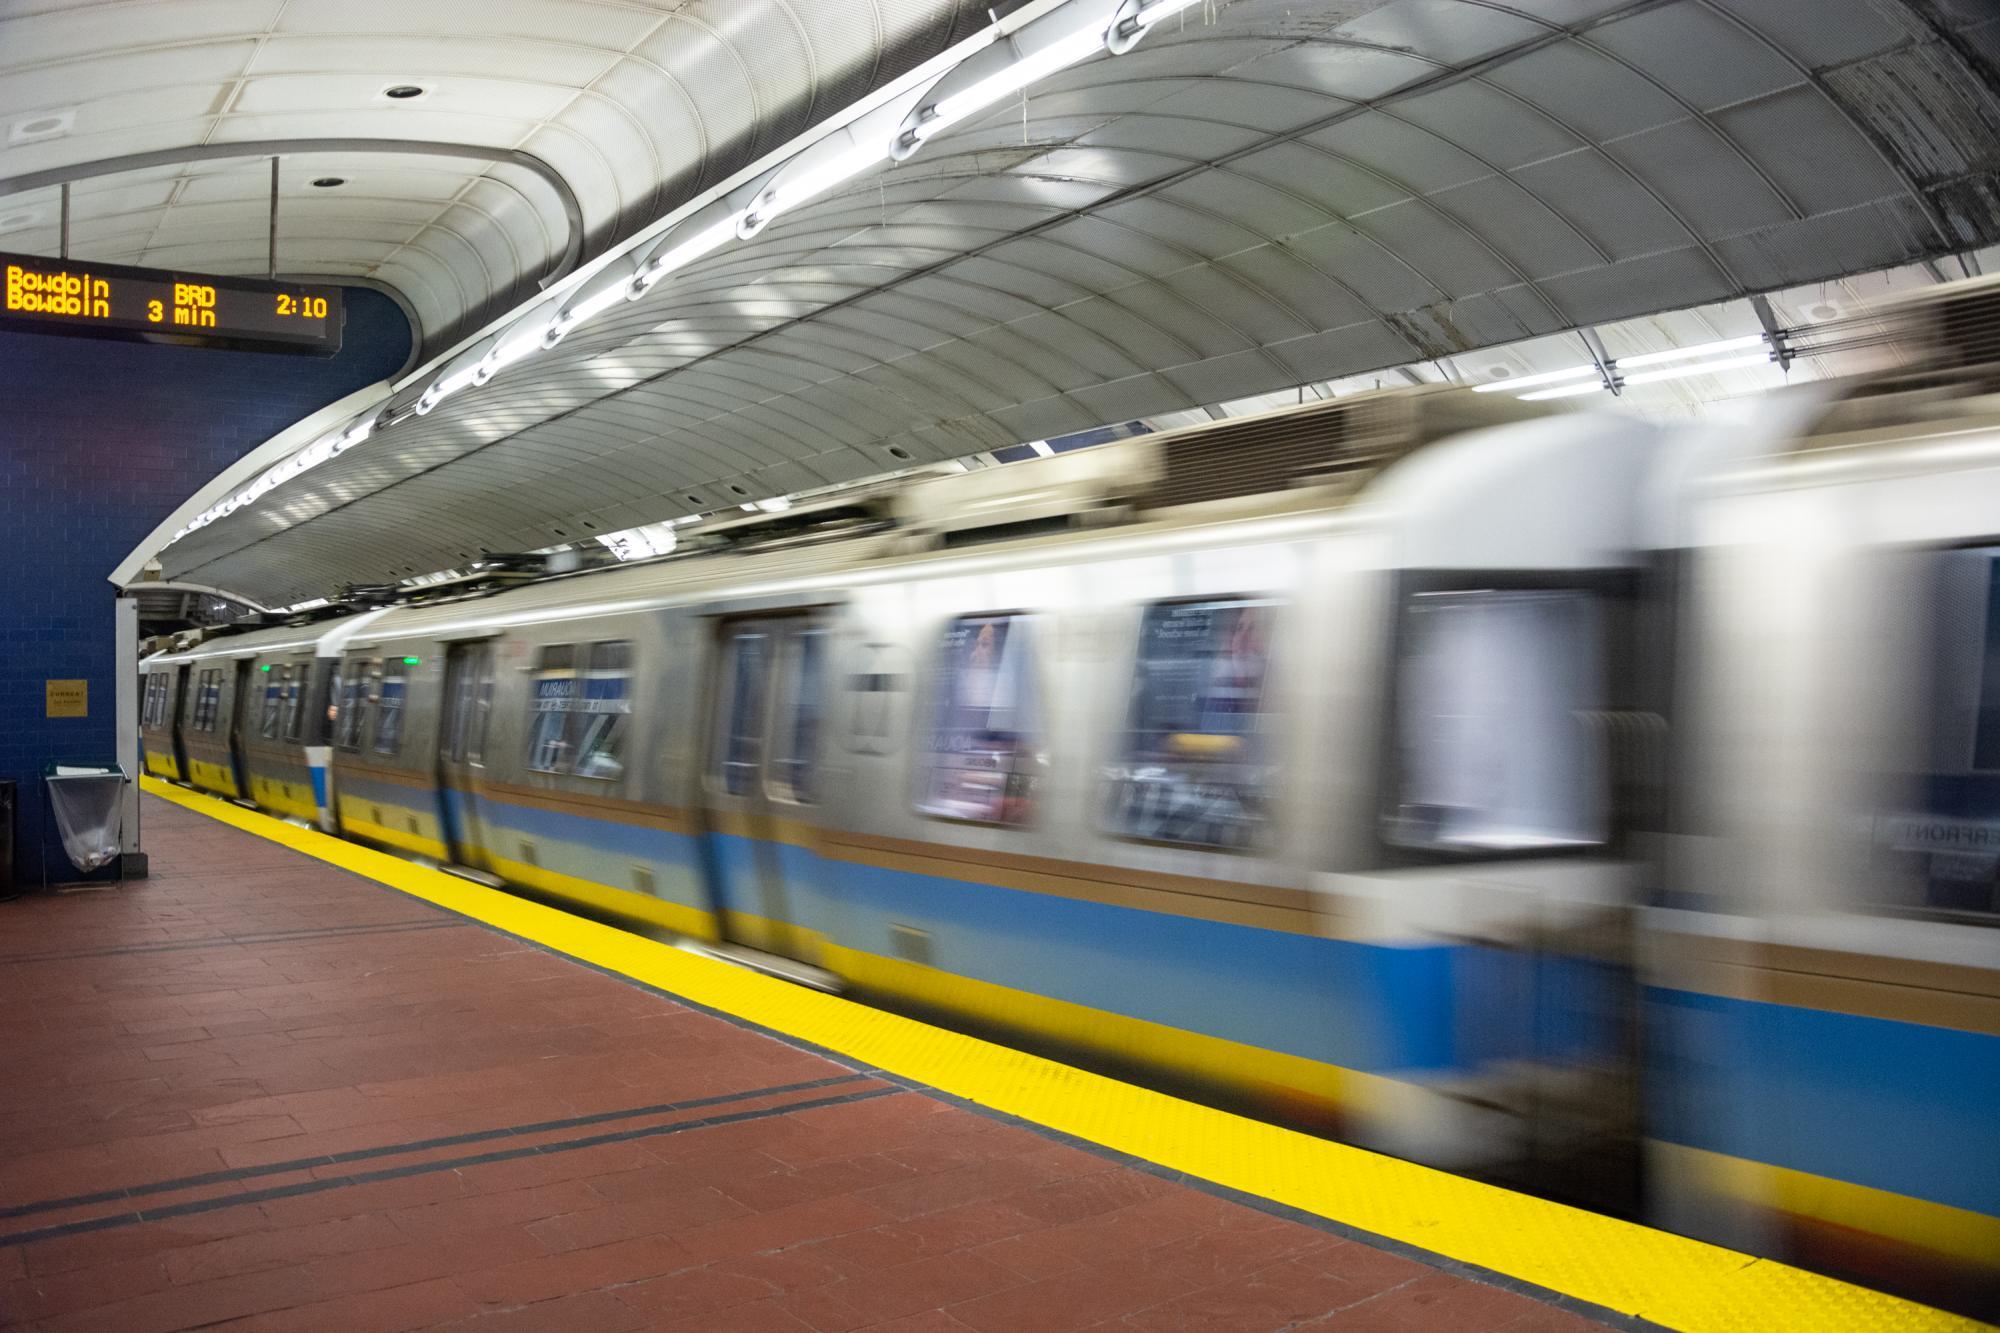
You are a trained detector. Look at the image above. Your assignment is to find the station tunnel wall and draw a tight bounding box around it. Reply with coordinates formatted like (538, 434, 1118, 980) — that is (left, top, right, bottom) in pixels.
(0, 287, 411, 888)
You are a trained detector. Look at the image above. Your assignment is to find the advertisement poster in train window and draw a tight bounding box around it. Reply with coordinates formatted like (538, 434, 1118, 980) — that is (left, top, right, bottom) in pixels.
(527, 649, 575, 773)
(1109, 599, 1272, 849)
(570, 642, 632, 780)
(919, 614, 1038, 825)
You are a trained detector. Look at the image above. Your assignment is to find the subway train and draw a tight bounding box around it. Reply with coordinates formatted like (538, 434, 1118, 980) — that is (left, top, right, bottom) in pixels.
(139, 316, 1999, 1316)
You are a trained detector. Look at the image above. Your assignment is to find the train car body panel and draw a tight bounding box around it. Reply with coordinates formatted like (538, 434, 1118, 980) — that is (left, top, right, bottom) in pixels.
(1658, 398, 2000, 1311)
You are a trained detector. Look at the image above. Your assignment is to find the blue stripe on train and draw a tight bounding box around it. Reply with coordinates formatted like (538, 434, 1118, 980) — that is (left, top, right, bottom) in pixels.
(479, 791, 700, 868)
(819, 849, 1459, 1074)
(319, 782, 1617, 1081)
(1646, 985, 2000, 1219)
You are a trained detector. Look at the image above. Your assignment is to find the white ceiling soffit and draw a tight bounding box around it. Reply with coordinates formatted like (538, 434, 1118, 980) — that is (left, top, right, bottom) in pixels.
(152, 0, 2000, 608)
(0, 0, 995, 350)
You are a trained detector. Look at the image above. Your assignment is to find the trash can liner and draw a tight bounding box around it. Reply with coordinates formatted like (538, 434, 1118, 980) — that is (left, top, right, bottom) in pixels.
(48, 770, 124, 873)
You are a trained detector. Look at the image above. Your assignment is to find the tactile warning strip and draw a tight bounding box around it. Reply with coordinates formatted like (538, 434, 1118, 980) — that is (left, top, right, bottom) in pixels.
(140, 776, 1983, 1333)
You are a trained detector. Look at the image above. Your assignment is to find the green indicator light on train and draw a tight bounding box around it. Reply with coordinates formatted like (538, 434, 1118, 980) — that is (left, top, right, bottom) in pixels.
(403, 656, 421, 665)
(260, 663, 271, 672)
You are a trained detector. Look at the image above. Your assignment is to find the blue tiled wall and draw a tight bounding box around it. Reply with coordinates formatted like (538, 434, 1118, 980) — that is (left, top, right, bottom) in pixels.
(0, 289, 410, 887)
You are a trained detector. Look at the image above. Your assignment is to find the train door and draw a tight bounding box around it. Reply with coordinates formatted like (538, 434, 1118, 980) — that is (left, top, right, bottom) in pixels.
(226, 660, 256, 800)
(170, 664, 194, 783)
(436, 641, 495, 872)
(1374, 573, 1651, 1214)
(700, 614, 828, 964)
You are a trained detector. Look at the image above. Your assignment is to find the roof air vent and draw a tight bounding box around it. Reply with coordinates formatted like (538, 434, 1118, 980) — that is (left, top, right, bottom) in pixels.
(1141, 387, 1546, 512)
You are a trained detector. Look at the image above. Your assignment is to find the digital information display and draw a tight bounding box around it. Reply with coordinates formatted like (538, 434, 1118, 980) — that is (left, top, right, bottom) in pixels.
(0, 250, 342, 354)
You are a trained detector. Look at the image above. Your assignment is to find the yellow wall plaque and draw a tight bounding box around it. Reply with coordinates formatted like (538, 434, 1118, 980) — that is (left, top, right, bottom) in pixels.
(45, 679, 87, 718)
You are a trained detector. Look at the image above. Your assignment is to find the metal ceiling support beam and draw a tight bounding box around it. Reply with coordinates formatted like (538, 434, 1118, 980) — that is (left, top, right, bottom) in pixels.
(0, 138, 585, 289)
(1578, 328, 1621, 396)
(1749, 295, 1793, 371)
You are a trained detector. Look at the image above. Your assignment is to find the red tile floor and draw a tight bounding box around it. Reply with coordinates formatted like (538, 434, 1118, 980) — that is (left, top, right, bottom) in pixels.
(0, 796, 1605, 1331)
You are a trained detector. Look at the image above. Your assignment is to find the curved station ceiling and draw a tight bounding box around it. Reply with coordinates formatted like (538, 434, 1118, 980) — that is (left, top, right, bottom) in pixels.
(0, 0, 994, 348)
(48, 0, 2000, 608)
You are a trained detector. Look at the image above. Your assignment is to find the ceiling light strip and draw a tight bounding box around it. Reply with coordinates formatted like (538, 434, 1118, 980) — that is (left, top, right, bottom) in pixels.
(161, 0, 1195, 546)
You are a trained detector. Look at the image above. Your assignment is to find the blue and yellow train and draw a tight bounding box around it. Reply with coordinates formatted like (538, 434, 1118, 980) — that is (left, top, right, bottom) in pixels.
(142, 368, 1999, 1318)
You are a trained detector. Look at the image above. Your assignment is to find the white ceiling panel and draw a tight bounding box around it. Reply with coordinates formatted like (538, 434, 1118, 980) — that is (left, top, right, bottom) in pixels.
(25, 0, 1992, 607)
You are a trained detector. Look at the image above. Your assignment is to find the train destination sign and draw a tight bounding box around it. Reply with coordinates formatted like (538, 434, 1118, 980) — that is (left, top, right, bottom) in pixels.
(0, 251, 342, 353)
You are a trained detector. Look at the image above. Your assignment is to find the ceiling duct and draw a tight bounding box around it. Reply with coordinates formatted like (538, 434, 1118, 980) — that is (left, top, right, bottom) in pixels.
(1141, 387, 1548, 513)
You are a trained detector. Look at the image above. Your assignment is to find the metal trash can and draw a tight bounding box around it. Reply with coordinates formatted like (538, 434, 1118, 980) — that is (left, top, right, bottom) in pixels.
(42, 765, 127, 888)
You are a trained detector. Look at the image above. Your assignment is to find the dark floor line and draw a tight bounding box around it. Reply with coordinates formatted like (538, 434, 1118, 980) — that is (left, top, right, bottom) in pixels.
(0, 1085, 903, 1251)
(0, 1071, 876, 1225)
(0, 918, 463, 967)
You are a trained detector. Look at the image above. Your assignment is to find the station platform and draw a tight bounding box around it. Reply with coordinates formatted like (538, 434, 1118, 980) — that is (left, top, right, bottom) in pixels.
(0, 789, 1969, 1333)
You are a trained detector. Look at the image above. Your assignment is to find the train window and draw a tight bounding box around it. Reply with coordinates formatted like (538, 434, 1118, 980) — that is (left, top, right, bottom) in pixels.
(374, 664, 407, 755)
(1385, 589, 1606, 853)
(917, 613, 1042, 825)
(569, 641, 632, 781)
(1107, 599, 1275, 849)
(141, 675, 163, 729)
(714, 628, 774, 796)
(1880, 547, 2000, 918)
(444, 648, 495, 765)
(259, 665, 285, 740)
(193, 669, 223, 732)
(526, 645, 577, 774)
(283, 665, 308, 744)
(771, 628, 827, 803)
(332, 663, 369, 751)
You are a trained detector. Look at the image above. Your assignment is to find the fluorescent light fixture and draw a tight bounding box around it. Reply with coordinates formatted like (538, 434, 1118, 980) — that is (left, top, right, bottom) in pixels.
(912, 25, 1106, 144)
(1473, 364, 1598, 394)
(570, 284, 630, 323)
(743, 142, 888, 234)
(1622, 351, 1774, 386)
(416, 362, 481, 414)
(634, 217, 740, 293)
(1028, 439, 1054, 457)
(1616, 334, 1767, 370)
(287, 597, 329, 613)
(473, 328, 545, 383)
(1518, 380, 1608, 401)
(165, 414, 377, 544)
(1127, 0, 1203, 32)
(597, 521, 678, 561)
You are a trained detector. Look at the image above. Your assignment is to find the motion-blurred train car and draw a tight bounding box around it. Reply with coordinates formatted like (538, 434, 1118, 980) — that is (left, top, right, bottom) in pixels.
(137, 294, 2000, 1316)
(1648, 281, 2000, 1316)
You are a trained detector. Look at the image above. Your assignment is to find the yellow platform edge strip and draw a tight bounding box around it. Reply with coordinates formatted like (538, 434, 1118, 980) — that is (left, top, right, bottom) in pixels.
(139, 778, 1980, 1333)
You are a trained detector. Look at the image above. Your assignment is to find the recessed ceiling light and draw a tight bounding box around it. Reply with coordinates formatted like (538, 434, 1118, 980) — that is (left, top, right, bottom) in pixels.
(383, 84, 426, 100)
(7, 107, 75, 144)
(0, 210, 39, 232)
(312, 177, 346, 188)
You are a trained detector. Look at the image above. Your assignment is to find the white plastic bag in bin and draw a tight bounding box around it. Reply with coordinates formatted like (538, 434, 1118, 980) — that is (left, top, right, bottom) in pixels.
(48, 767, 125, 873)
